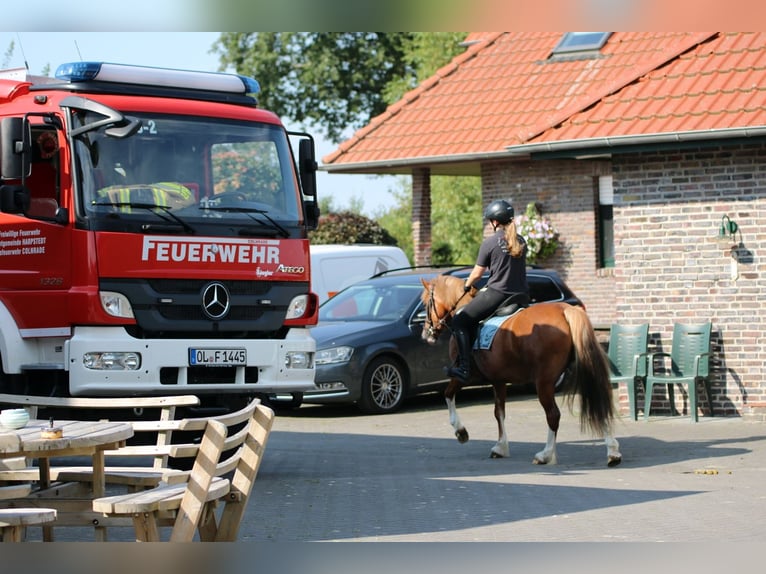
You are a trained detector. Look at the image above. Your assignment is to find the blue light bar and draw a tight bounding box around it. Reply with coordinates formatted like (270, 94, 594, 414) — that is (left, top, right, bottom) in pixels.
(54, 61, 260, 96)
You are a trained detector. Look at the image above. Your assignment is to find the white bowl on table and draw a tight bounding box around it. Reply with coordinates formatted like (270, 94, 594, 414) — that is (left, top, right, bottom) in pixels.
(0, 408, 30, 429)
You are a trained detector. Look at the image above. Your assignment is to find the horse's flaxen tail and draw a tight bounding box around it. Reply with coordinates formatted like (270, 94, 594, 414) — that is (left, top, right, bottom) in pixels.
(563, 305, 615, 437)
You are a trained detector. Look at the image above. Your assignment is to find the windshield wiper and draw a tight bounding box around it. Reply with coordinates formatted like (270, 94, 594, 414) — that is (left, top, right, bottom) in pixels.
(201, 205, 290, 238)
(91, 201, 196, 234)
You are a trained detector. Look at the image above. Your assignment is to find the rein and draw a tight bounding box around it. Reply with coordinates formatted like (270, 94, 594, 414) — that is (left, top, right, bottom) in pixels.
(425, 283, 470, 340)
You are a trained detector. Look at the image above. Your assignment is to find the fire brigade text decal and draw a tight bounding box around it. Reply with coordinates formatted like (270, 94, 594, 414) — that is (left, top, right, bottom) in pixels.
(0, 228, 47, 256)
(140, 236, 304, 275)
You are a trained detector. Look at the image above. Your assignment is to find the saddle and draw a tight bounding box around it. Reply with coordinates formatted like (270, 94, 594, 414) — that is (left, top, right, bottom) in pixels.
(486, 292, 530, 320)
(474, 293, 530, 350)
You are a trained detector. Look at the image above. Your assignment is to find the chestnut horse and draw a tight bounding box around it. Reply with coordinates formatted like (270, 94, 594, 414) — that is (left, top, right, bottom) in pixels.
(421, 275, 621, 467)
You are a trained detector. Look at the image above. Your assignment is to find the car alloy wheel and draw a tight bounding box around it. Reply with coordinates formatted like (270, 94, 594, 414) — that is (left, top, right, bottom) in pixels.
(359, 356, 406, 414)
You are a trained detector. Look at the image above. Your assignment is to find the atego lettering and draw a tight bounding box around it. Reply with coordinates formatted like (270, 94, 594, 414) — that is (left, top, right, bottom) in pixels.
(142, 236, 280, 265)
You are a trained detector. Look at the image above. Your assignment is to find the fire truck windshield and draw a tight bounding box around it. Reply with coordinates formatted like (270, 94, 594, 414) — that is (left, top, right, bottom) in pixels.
(73, 112, 303, 237)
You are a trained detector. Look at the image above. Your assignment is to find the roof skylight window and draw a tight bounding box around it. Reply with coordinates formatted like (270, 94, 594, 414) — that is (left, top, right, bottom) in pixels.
(551, 32, 611, 56)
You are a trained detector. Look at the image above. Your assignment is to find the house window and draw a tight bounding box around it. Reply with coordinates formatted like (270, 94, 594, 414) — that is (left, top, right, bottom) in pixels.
(598, 175, 614, 268)
(551, 32, 611, 57)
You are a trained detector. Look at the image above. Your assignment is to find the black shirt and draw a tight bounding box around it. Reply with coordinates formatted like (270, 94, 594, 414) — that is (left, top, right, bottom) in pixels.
(475, 229, 528, 295)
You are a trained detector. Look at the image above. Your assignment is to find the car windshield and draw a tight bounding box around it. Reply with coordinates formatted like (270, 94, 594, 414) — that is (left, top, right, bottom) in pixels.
(319, 283, 423, 321)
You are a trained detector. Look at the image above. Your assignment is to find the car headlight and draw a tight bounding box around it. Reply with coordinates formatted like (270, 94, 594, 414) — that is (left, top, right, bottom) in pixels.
(315, 346, 354, 365)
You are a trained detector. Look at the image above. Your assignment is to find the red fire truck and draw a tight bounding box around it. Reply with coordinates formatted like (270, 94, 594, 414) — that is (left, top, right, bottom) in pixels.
(0, 62, 320, 410)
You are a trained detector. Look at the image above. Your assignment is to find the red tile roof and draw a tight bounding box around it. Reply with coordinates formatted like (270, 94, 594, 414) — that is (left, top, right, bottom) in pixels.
(324, 32, 766, 174)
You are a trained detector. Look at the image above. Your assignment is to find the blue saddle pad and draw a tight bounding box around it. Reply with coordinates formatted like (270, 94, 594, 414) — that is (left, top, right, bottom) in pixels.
(475, 315, 509, 350)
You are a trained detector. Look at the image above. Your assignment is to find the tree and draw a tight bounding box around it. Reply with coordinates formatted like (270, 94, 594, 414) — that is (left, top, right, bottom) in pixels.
(213, 33, 414, 142)
(382, 32, 467, 104)
(376, 180, 413, 260)
(374, 174, 481, 266)
(431, 176, 483, 264)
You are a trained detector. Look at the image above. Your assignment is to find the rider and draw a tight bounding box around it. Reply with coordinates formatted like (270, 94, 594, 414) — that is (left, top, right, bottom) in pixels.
(445, 199, 529, 383)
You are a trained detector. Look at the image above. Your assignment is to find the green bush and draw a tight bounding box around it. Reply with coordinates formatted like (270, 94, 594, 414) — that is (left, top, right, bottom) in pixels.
(309, 210, 398, 245)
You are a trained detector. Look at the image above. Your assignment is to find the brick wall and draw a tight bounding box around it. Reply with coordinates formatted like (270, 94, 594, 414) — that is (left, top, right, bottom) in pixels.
(477, 143, 766, 420)
(613, 143, 766, 420)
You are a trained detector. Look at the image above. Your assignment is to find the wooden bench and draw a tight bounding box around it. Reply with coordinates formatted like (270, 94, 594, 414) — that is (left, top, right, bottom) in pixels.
(0, 508, 57, 542)
(0, 394, 201, 487)
(0, 434, 57, 542)
(95, 418, 228, 542)
(53, 398, 260, 490)
(92, 403, 275, 541)
(0, 394, 272, 540)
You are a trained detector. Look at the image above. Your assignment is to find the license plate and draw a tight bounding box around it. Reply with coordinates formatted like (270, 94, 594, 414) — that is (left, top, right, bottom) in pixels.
(189, 348, 247, 366)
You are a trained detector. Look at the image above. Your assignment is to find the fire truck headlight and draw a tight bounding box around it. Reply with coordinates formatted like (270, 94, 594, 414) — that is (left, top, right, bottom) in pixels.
(83, 352, 142, 370)
(100, 291, 135, 319)
(285, 351, 312, 369)
(285, 294, 309, 320)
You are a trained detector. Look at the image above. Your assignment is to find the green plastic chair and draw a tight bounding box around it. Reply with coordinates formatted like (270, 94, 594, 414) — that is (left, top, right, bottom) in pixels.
(607, 323, 649, 421)
(644, 322, 713, 422)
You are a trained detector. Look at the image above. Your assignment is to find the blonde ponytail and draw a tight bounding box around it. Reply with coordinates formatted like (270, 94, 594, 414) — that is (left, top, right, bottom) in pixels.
(503, 220, 525, 258)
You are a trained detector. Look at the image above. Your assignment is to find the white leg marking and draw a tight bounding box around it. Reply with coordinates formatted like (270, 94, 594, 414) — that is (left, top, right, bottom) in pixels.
(534, 428, 558, 465)
(446, 396, 469, 443)
(605, 430, 622, 466)
(446, 397, 461, 433)
(491, 420, 510, 458)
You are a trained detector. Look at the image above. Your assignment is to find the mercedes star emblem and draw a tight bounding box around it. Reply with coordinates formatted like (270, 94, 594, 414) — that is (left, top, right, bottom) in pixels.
(202, 282, 230, 320)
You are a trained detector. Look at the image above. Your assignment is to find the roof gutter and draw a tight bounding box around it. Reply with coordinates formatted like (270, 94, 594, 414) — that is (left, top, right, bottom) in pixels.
(321, 150, 512, 174)
(505, 127, 766, 157)
(322, 126, 766, 174)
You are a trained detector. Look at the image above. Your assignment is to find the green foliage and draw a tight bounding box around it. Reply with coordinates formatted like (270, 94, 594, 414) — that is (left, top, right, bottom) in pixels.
(213, 33, 413, 142)
(309, 210, 398, 245)
(382, 32, 467, 104)
(371, 175, 482, 266)
(431, 175, 483, 265)
(375, 179, 413, 261)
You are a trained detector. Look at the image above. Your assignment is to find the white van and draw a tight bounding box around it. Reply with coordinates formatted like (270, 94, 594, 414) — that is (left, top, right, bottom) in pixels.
(310, 244, 410, 305)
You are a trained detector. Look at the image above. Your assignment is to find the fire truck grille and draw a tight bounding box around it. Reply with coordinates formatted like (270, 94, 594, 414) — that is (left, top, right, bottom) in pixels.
(101, 278, 309, 335)
(147, 279, 272, 296)
(158, 306, 264, 321)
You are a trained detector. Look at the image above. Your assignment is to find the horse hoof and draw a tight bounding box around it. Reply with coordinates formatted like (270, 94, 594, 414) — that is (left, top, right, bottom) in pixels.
(532, 458, 547, 465)
(490, 451, 504, 459)
(455, 428, 469, 443)
(608, 455, 622, 467)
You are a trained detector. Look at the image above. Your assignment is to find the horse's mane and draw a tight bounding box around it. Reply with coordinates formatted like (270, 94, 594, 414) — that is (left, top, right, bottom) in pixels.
(423, 274, 471, 308)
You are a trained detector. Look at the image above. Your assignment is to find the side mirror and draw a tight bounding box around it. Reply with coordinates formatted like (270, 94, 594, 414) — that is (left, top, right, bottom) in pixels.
(298, 137, 317, 198)
(0, 117, 31, 181)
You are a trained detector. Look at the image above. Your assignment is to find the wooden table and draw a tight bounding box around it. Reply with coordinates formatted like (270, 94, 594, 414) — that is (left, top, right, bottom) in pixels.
(0, 419, 133, 541)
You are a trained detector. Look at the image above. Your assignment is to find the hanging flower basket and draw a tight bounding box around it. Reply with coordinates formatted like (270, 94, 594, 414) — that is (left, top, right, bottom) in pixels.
(514, 202, 559, 265)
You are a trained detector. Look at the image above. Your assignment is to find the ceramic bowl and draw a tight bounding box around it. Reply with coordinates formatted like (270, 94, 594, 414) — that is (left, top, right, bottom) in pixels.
(0, 408, 30, 429)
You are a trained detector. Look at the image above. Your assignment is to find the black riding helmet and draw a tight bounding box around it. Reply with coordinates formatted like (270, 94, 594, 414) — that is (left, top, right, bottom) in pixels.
(483, 199, 514, 224)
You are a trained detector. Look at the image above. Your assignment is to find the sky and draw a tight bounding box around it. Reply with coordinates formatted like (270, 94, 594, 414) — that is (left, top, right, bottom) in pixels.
(0, 31, 402, 216)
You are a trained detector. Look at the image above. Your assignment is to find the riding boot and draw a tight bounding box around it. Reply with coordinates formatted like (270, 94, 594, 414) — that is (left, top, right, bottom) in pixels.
(445, 329, 472, 383)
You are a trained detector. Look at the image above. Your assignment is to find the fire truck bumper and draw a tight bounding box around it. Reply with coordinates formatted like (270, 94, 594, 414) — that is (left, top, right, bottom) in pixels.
(65, 326, 317, 397)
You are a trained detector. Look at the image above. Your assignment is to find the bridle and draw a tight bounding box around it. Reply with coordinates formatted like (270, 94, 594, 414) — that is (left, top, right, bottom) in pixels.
(423, 282, 470, 341)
